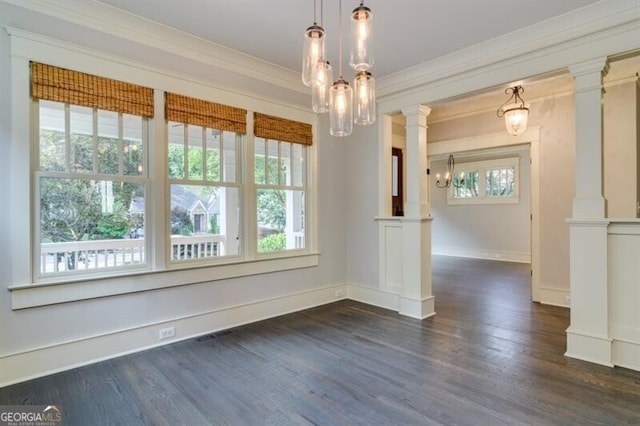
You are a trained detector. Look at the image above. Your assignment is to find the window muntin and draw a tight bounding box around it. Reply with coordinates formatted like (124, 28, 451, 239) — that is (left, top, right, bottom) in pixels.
(447, 157, 519, 205)
(36, 100, 148, 278)
(168, 121, 242, 262)
(254, 137, 307, 253)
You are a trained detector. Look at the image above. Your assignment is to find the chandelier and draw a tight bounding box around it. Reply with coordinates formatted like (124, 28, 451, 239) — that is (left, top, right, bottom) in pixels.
(302, 0, 376, 137)
(497, 85, 529, 136)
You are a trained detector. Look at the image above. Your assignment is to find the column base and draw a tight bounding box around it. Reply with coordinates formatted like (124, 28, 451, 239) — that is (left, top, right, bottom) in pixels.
(399, 295, 435, 320)
(565, 328, 613, 367)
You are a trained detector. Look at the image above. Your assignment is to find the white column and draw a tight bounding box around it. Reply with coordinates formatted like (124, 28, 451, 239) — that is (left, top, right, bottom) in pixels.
(566, 57, 612, 366)
(399, 105, 434, 319)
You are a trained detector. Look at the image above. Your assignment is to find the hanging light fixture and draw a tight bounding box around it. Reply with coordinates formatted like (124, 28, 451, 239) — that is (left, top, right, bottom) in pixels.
(350, 1, 375, 125)
(304, 0, 375, 134)
(434, 154, 465, 189)
(302, 0, 325, 88)
(497, 85, 529, 136)
(349, 1, 374, 71)
(311, 1, 332, 114)
(329, 0, 353, 137)
(312, 60, 333, 113)
(353, 70, 375, 125)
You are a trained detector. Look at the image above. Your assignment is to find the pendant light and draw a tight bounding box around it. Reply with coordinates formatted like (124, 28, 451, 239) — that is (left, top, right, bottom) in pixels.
(302, 0, 325, 88)
(497, 85, 529, 136)
(349, 1, 374, 71)
(312, 60, 333, 113)
(329, 0, 353, 137)
(354, 70, 375, 125)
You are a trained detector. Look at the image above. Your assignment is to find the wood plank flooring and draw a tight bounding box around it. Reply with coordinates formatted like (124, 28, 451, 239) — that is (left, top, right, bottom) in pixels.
(2, 256, 639, 425)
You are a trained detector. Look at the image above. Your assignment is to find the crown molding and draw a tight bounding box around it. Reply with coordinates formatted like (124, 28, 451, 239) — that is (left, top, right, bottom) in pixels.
(377, 0, 640, 110)
(1, 0, 305, 94)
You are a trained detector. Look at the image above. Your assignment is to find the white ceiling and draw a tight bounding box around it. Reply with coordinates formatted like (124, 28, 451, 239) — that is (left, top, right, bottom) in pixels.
(98, 0, 600, 79)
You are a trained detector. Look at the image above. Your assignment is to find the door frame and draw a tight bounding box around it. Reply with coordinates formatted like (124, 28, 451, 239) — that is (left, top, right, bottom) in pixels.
(426, 126, 541, 301)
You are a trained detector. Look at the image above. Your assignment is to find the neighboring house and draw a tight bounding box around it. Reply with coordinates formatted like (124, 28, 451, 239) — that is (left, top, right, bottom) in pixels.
(129, 186, 220, 235)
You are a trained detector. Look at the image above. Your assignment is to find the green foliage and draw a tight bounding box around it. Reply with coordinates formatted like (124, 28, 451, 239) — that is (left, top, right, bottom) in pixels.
(168, 142, 220, 181)
(209, 215, 219, 234)
(171, 206, 193, 235)
(257, 189, 286, 231)
(96, 206, 131, 239)
(258, 232, 286, 252)
(40, 178, 103, 243)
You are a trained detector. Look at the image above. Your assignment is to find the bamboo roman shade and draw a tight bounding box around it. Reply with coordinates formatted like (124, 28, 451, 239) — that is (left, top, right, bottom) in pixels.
(254, 113, 313, 146)
(165, 93, 247, 133)
(31, 62, 154, 117)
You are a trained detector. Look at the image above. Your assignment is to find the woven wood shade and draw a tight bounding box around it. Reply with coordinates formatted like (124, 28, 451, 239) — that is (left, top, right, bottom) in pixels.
(165, 93, 247, 133)
(254, 113, 312, 146)
(31, 62, 154, 117)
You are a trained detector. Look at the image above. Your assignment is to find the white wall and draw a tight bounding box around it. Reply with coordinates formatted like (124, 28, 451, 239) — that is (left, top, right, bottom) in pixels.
(430, 149, 531, 263)
(344, 121, 380, 289)
(0, 4, 347, 385)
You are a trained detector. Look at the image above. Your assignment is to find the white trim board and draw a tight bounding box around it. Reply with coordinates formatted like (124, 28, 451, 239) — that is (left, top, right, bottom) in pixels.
(0, 284, 347, 387)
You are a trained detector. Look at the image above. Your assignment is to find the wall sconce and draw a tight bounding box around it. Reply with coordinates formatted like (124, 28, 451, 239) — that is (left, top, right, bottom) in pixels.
(435, 154, 465, 189)
(497, 85, 529, 136)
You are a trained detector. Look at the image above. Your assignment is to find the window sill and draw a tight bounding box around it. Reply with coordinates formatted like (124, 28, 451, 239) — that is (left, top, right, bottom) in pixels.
(447, 196, 519, 206)
(9, 253, 320, 310)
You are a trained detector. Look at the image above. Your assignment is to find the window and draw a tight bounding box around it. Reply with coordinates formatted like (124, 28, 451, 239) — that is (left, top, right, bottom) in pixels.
(23, 62, 315, 300)
(165, 92, 247, 264)
(254, 137, 306, 252)
(448, 157, 520, 205)
(167, 123, 242, 261)
(253, 113, 311, 253)
(32, 63, 153, 279)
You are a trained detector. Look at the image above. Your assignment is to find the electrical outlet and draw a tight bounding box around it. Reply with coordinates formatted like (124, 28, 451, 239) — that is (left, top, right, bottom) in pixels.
(564, 295, 571, 306)
(159, 326, 176, 340)
(335, 289, 345, 298)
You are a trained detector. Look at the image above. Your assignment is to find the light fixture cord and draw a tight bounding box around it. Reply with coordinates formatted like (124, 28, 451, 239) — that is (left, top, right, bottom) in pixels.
(320, 0, 323, 27)
(313, 0, 317, 24)
(338, 0, 343, 78)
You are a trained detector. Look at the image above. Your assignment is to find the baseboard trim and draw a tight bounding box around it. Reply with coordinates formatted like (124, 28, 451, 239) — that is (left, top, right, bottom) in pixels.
(612, 339, 640, 371)
(346, 283, 400, 312)
(565, 328, 614, 367)
(0, 284, 347, 388)
(432, 247, 530, 263)
(539, 286, 570, 308)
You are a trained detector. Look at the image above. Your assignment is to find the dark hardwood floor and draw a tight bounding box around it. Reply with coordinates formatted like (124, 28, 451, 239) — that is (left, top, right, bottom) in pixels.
(2, 256, 640, 425)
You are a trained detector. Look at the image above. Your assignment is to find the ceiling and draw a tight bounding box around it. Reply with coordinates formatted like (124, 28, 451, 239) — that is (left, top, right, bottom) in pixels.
(98, 0, 600, 80)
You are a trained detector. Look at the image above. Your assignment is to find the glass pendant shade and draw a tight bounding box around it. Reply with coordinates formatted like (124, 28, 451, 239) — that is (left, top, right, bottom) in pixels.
(353, 70, 375, 125)
(302, 24, 325, 87)
(502, 103, 529, 136)
(329, 78, 353, 137)
(349, 3, 373, 71)
(312, 61, 332, 113)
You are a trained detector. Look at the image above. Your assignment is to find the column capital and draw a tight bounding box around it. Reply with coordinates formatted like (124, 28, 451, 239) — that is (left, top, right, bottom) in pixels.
(569, 57, 609, 79)
(401, 104, 432, 119)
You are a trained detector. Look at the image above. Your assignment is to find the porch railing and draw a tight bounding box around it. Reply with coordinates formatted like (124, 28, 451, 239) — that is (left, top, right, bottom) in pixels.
(40, 234, 226, 274)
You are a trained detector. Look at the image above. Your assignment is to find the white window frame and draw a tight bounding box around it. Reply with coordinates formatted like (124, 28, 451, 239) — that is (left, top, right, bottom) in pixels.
(33, 100, 151, 283)
(7, 33, 318, 309)
(166, 121, 244, 266)
(254, 137, 309, 256)
(447, 157, 520, 205)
